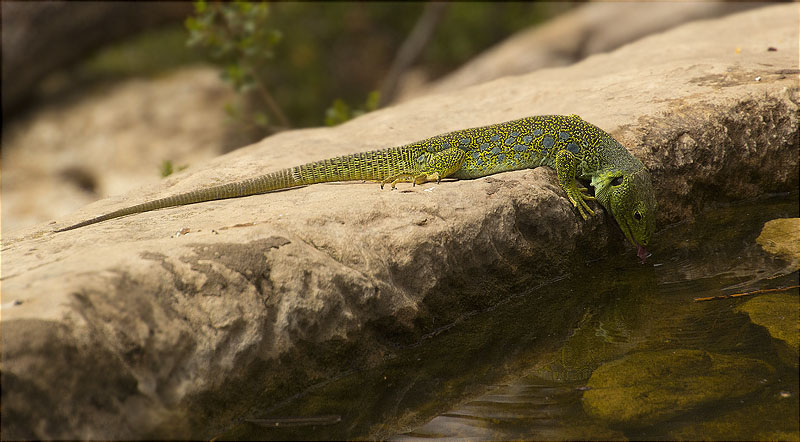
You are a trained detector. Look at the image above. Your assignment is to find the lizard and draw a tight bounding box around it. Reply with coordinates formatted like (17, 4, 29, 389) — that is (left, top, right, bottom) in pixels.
(55, 114, 656, 260)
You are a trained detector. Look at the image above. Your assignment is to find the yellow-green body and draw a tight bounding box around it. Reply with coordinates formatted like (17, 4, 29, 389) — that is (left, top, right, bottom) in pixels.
(55, 115, 656, 255)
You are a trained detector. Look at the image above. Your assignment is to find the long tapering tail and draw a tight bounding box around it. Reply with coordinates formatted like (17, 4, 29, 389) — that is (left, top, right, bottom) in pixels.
(55, 147, 414, 232)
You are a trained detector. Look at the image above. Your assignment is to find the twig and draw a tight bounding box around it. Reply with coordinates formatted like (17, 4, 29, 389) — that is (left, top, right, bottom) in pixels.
(249, 67, 291, 129)
(693, 285, 800, 302)
(378, 2, 449, 106)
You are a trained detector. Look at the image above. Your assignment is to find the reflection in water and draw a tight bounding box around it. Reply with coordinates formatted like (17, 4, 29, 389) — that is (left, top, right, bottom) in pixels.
(393, 378, 623, 441)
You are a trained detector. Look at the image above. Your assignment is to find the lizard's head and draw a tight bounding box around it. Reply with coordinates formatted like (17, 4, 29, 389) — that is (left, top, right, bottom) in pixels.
(594, 167, 656, 261)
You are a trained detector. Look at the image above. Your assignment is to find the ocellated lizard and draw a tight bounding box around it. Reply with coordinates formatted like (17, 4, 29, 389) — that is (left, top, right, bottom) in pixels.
(55, 115, 656, 260)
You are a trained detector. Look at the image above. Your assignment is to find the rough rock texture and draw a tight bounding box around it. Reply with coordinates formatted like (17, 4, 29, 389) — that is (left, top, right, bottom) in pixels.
(397, 2, 761, 102)
(1, 67, 236, 232)
(1, 5, 798, 439)
(582, 349, 775, 425)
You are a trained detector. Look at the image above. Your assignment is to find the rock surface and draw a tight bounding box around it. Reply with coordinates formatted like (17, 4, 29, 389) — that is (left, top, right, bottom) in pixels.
(1, 5, 798, 439)
(1, 67, 236, 232)
(582, 349, 775, 425)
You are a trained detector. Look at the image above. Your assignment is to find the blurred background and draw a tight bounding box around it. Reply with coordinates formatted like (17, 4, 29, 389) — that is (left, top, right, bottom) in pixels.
(1, 1, 763, 233)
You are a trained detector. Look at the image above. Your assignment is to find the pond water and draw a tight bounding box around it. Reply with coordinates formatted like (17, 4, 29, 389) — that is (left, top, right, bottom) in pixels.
(221, 192, 799, 441)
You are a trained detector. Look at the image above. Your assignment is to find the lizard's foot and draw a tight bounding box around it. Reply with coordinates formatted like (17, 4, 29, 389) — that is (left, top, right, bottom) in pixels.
(566, 186, 596, 220)
(413, 172, 440, 186)
(381, 173, 411, 189)
(381, 172, 442, 189)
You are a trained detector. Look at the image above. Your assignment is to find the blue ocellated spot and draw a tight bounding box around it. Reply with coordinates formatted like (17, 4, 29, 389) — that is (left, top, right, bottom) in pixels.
(514, 153, 521, 161)
(542, 136, 555, 149)
(513, 143, 527, 152)
(511, 131, 519, 137)
(566, 142, 580, 154)
(533, 129, 543, 137)
(497, 154, 506, 162)
(426, 145, 436, 153)
(504, 137, 515, 146)
(442, 141, 451, 149)
(417, 154, 427, 164)
(460, 137, 470, 146)
(491, 146, 501, 154)
(490, 134, 500, 142)
(476, 158, 484, 166)
(523, 135, 533, 144)
(480, 142, 491, 152)
(559, 131, 571, 140)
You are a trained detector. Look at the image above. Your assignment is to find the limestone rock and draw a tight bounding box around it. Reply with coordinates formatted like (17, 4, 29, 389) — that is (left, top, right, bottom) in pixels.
(1, 5, 798, 439)
(1, 67, 236, 232)
(756, 218, 800, 270)
(582, 349, 774, 425)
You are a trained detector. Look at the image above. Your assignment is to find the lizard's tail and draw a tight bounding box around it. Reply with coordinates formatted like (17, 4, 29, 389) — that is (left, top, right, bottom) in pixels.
(54, 147, 411, 232)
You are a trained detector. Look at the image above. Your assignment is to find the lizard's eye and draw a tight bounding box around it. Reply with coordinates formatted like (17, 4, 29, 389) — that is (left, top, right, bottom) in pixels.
(633, 211, 642, 221)
(611, 176, 624, 186)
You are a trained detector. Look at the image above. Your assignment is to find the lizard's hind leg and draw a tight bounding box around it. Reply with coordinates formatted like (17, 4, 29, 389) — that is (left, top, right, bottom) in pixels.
(381, 147, 467, 190)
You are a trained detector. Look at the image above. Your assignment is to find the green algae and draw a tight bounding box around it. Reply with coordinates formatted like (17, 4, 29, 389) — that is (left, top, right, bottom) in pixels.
(737, 293, 799, 354)
(756, 218, 799, 270)
(583, 349, 774, 426)
(667, 397, 800, 441)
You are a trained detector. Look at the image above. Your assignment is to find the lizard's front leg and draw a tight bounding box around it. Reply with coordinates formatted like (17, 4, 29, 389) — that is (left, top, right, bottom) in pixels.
(554, 149, 596, 220)
(381, 147, 466, 189)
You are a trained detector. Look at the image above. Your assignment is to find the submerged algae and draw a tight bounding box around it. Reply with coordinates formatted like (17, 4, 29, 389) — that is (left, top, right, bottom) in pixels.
(756, 218, 800, 270)
(582, 349, 774, 425)
(737, 293, 799, 354)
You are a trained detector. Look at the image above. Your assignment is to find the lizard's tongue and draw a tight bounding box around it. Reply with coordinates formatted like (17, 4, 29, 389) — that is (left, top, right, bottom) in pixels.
(637, 245, 649, 263)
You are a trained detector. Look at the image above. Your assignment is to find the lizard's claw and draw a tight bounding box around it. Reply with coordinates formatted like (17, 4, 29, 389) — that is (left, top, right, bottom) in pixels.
(381, 172, 440, 189)
(567, 186, 596, 220)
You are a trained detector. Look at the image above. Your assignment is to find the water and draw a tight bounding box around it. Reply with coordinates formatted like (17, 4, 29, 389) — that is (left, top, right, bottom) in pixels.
(218, 192, 799, 440)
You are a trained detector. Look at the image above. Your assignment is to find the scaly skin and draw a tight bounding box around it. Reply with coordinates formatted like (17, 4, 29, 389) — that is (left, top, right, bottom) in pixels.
(55, 115, 656, 256)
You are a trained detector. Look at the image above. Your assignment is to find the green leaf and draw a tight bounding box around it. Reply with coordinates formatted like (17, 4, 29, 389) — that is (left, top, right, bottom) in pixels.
(253, 112, 269, 127)
(324, 99, 351, 126)
(224, 102, 239, 118)
(184, 16, 199, 32)
(364, 90, 380, 111)
(193, 0, 206, 15)
(160, 160, 174, 178)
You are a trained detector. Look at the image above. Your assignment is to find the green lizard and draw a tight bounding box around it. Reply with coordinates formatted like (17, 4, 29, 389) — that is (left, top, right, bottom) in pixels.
(55, 114, 656, 260)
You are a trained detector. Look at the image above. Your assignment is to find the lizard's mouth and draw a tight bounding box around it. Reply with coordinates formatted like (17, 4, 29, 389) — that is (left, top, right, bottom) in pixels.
(620, 221, 649, 263)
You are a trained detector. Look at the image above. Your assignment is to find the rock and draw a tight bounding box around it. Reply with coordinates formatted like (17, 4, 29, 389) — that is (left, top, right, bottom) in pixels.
(1, 67, 237, 232)
(737, 294, 800, 354)
(1, 1, 191, 118)
(1, 5, 798, 439)
(756, 218, 800, 270)
(397, 2, 761, 102)
(582, 349, 774, 425)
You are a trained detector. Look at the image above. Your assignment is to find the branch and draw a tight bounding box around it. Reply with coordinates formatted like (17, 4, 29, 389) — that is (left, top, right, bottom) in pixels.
(249, 67, 291, 129)
(693, 285, 799, 302)
(378, 2, 449, 107)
